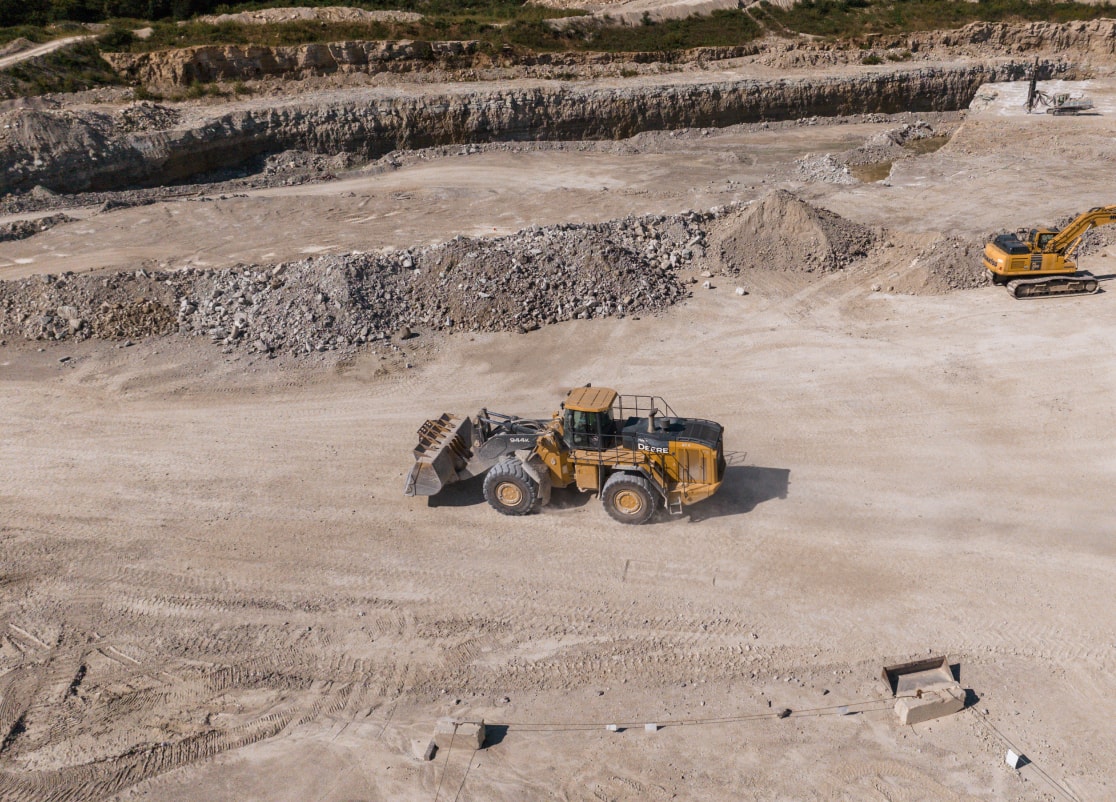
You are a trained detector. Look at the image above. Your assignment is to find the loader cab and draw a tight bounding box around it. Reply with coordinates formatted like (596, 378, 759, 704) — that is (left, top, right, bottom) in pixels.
(563, 386, 619, 451)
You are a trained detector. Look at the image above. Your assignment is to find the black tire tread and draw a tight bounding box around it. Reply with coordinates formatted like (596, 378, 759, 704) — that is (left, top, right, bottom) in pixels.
(601, 473, 658, 525)
(483, 458, 539, 516)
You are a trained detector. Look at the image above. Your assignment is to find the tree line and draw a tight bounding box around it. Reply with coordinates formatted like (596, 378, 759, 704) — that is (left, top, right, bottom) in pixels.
(1, 0, 229, 27)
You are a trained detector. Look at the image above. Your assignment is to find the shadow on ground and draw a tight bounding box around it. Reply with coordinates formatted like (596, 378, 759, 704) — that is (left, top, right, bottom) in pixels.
(686, 465, 790, 522)
(426, 474, 485, 507)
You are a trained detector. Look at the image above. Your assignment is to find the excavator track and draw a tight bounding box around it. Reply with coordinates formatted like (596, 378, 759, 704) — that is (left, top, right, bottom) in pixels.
(1006, 275, 1100, 299)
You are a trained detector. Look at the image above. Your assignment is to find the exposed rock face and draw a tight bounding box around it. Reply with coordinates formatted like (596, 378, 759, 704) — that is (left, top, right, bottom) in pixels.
(748, 20, 1116, 68)
(0, 63, 1031, 195)
(103, 40, 482, 87)
(908, 20, 1116, 58)
(195, 7, 423, 25)
(104, 40, 761, 88)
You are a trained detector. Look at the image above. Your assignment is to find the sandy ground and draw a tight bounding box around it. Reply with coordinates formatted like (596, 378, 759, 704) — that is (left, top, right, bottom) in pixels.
(0, 120, 904, 280)
(3, 81, 1116, 801)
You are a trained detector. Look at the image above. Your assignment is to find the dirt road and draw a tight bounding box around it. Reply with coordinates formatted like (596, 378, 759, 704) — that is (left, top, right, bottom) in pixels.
(1, 79, 1115, 801)
(0, 36, 90, 72)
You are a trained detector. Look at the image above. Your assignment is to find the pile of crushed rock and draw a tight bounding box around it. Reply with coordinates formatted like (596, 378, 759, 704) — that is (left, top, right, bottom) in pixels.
(0, 210, 709, 355)
(795, 122, 947, 185)
(0, 192, 998, 354)
(0, 213, 74, 243)
(712, 190, 876, 274)
(903, 235, 990, 293)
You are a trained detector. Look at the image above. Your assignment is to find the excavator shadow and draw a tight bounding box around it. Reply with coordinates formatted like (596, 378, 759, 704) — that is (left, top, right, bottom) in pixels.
(684, 465, 790, 522)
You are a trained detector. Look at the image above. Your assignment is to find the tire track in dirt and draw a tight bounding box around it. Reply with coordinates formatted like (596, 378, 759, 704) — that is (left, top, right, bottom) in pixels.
(0, 648, 364, 801)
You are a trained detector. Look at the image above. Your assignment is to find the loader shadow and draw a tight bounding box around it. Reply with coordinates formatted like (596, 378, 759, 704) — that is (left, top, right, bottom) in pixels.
(545, 485, 592, 510)
(426, 474, 486, 507)
(684, 465, 790, 522)
(426, 476, 593, 510)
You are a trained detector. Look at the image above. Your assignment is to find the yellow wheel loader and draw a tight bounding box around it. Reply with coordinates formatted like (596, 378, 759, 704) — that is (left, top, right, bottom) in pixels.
(404, 386, 725, 524)
(983, 205, 1116, 298)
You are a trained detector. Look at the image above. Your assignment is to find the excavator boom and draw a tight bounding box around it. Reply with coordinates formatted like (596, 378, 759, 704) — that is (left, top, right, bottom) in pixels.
(1047, 205, 1116, 254)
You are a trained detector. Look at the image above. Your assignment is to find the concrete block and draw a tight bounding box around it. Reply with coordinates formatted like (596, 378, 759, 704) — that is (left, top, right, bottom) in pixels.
(895, 685, 965, 726)
(433, 717, 486, 750)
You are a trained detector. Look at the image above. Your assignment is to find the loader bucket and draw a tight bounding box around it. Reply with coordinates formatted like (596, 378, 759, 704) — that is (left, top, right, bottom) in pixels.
(403, 414, 476, 496)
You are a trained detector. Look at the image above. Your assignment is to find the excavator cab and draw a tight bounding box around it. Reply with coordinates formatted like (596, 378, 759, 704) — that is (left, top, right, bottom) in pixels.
(1029, 229, 1056, 249)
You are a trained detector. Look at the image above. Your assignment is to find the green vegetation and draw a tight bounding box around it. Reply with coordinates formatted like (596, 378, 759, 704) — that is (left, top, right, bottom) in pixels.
(89, 9, 762, 54)
(3, 0, 1116, 60)
(762, 0, 1116, 40)
(0, 39, 121, 95)
(0, 26, 54, 46)
(1, 0, 1115, 102)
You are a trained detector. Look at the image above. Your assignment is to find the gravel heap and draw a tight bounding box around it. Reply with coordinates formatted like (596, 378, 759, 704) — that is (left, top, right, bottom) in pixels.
(0, 211, 709, 355)
(905, 235, 991, 293)
(841, 122, 937, 167)
(0, 213, 75, 243)
(116, 102, 182, 134)
(713, 191, 876, 274)
(0, 269, 179, 343)
(793, 153, 857, 185)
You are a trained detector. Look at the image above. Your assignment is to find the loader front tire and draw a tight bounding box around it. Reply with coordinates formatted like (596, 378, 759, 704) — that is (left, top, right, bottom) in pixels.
(602, 473, 658, 525)
(483, 458, 539, 516)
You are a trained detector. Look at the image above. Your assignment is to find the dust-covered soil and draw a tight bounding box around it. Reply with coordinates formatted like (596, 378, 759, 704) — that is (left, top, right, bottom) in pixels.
(2, 69, 1116, 802)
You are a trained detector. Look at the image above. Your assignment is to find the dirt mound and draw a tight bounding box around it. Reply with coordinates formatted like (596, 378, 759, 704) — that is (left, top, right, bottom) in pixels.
(0, 38, 34, 58)
(0, 213, 74, 243)
(713, 191, 876, 274)
(890, 234, 991, 294)
(0, 270, 178, 342)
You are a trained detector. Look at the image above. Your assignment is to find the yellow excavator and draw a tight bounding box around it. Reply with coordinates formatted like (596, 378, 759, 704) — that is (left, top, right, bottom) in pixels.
(983, 205, 1116, 298)
(404, 386, 725, 524)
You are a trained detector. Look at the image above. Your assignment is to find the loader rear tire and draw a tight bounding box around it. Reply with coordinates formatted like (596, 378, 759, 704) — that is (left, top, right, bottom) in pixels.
(484, 458, 539, 516)
(602, 473, 658, 525)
